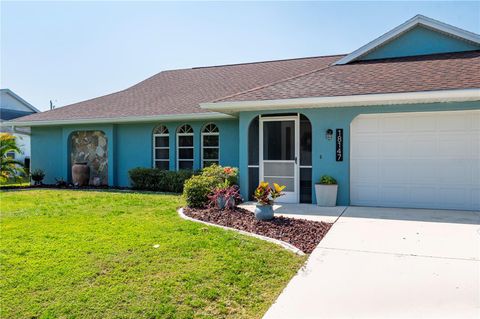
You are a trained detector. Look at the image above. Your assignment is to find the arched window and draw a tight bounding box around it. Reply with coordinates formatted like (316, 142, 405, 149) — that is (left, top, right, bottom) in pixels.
(177, 124, 194, 170)
(201, 123, 219, 168)
(153, 125, 169, 170)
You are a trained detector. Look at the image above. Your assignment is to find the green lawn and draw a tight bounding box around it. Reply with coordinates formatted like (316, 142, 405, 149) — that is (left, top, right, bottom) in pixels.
(0, 190, 305, 319)
(0, 177, 30, 188)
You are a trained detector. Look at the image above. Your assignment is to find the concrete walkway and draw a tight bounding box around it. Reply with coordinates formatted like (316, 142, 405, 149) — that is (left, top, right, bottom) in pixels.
(239, 201, 346, 223)
(263, 206, 480, 319)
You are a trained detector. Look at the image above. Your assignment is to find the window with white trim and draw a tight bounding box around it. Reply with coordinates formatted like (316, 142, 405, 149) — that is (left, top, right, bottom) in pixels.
(177, 124, 194, 170)
(201, 123, 219, 168)
(153, 125, 169, 170)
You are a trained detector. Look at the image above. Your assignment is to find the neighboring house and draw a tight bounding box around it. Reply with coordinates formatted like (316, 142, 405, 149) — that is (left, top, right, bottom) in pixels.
(9, 15, 480, 210)
(0, 89, 39, 169)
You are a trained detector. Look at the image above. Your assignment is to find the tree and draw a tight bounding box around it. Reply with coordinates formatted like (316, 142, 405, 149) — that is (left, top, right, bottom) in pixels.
(0, 133, 25, 183)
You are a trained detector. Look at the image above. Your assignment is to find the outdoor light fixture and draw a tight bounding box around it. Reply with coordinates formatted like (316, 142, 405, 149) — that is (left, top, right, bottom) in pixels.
(326, 129, 333, 140)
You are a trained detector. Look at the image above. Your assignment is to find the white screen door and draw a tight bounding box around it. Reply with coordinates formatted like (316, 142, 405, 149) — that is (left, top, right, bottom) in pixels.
(260, 116, 299, 203)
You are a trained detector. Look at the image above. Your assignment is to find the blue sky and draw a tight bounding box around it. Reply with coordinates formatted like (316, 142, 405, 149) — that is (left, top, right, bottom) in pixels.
(1, 1, 479, 111)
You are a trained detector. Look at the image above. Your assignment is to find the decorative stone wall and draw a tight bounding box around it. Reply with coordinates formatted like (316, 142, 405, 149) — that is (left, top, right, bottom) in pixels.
(70, 131, 108, 185)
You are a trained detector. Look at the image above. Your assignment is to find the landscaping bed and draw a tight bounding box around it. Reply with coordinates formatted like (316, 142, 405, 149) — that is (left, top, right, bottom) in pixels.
(183, 207, 332, 253)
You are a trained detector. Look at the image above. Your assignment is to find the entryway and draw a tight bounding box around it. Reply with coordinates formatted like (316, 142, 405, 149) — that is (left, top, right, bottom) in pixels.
(260, 115, 299, 203)
(249, 114, 312, 204)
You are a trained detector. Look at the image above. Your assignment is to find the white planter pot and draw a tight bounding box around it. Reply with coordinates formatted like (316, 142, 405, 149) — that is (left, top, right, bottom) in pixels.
(315, 184, 338, 207)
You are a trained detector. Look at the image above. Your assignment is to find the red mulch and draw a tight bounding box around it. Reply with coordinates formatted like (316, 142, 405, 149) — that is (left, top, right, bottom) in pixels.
(183, 207, 332, 254)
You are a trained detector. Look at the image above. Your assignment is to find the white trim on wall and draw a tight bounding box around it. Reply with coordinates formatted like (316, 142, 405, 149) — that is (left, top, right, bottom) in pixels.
(152, 125, 170, 170)
(201, 123, 220, 168)
(176, 124, 194, 171)
(200, 89, 480, 114)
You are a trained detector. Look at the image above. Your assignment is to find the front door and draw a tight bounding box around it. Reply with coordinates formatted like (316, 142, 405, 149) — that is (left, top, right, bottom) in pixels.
(260, 116, 299, 203)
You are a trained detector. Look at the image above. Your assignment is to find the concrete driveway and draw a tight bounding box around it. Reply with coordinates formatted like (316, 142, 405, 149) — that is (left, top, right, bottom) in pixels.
(263, 206, 480, 319)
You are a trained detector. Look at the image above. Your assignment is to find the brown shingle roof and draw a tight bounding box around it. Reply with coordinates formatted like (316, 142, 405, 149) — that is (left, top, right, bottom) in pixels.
(13, 55, 341, 122)
(13, 51, 480, 123)
(218, 50, 480, 102)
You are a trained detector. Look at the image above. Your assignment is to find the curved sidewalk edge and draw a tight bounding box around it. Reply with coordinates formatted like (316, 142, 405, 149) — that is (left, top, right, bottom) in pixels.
(177, 208, 305, 256)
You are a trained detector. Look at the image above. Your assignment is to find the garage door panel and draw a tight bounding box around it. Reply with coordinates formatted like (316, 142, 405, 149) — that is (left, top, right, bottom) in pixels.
(471, 135, 480, 157)
(437, 159, 474, 185)
(472, 113, 480, 131)
(381, 116, 409, 132)
(437, 133, 472, 158)
(380, 186, 409, 204)
(351, 184, 379, 204)
(437, 113, 471, 131)
(410, 115, 437, 131)
(380, 160, 409, 183)
(472, 162, 480, 184)
(407, 134, 437, 157)
(352, 117, 379, 132)
(351, 139, 378, 158)
(472, 189, 480, 209)
(438, 187, 471, 209)
(380, 135, 408, 157)
(350, 110, 480, 211)
(351, 159, 378, 182)
(409, 186, 438, 205)
(409, 160, 437, 183)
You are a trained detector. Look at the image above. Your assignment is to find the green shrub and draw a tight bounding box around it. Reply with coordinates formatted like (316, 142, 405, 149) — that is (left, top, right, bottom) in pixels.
(201, 164, 238, 185)
(319, 175, 337, 185)
(129, 168, 194, 193)
(183, 175, 219, 208)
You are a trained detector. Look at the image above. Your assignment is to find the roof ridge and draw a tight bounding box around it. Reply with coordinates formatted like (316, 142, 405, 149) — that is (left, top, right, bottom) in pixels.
(210, 58, 337, 103)
(349, 49, 480, 64)
(191, 53, 346, 70)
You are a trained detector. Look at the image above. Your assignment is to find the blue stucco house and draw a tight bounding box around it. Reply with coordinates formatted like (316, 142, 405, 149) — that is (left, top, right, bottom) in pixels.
(9, 15, 480, 211)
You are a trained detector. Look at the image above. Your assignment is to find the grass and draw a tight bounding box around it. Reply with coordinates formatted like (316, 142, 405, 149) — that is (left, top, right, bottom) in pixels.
(0, 177, 30, 188)
(0, 190, 306, 319)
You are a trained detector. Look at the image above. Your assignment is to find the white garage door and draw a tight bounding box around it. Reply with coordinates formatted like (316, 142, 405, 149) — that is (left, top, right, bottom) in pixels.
(350, 110, 480, 211)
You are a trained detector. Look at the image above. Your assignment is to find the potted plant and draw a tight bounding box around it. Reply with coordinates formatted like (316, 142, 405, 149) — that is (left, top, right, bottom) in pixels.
(315, 175, 338, 207)
(31, 169, 45, 186)
(253, 182, 285, 220)
(208, 183, 242, 210)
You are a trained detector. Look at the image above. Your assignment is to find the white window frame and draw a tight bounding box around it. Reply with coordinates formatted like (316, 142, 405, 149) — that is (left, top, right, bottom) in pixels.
(176, 124, 194, 170)
(153, 125, 170, 170)
(201, 123, 220, 168)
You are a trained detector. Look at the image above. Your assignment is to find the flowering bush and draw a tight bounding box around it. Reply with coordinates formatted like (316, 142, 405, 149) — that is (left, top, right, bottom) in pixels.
(183, 164, 240, 208)
(201, 164, 238, 185)
(253, 182, 285, 205)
